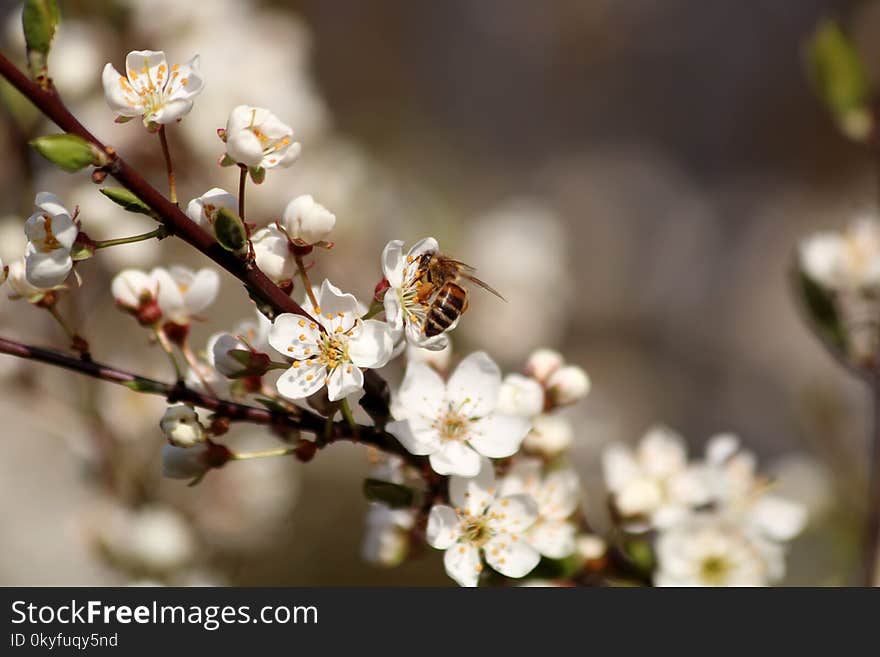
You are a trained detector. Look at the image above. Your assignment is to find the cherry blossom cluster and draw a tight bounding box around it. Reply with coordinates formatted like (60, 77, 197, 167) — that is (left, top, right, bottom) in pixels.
(603, 428, 807, 586)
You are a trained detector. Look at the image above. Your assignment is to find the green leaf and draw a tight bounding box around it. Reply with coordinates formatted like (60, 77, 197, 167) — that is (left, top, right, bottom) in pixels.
(121, 378, 167, 395)
(31, 134, 101, 172)
(362, 479, 414, 509)
(22, 0, 60, 55)
(249, 166, 265, 184)
(806, 20, 873, 141)
(99, 188, 154, 216)
(797, 270, 846, 352)
(214, 207, 247, 253)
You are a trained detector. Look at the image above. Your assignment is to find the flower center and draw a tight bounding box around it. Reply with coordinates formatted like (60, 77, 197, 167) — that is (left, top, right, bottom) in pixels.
(435, 406, 470, 442)
(317, 332, 351, 371)
(460, 515, 493, 548)
(699, 555, 731, 585)
(34, 214, 62, 253)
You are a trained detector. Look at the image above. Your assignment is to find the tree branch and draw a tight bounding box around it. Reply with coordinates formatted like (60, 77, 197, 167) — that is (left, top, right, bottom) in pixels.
(0, 50, 389, 420)
(0, 335, 418, 466)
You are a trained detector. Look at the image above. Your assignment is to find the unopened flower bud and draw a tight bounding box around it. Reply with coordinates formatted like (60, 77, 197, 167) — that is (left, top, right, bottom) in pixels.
(210, 332, 270, 378)
(251, 225, 296, 283)
(280, 194, 335, 245)
(6, 259, 46, 300)
(523, 414, 574, 456)
(575, 534, 607, 561)
(546, 365, 590, 406)
(111, 269, 160, 323)
(496, 373, 545, 417)
(524, 348, 564, 382)
(159, 404, 205, 448)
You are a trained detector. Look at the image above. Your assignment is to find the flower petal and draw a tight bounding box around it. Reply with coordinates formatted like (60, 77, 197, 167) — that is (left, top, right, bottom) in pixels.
(124, 50, 167, 93)
(381, 240, 405, 287)
(349, 320, 394, 369)
(314, 279, 359, 333)
(276, 359, 325, 400)
(152, 267, 185, 320)
(448, 457, 496, 513)
(326, 363, 364, 401)
(486, 494, 538, 534)
(101, 63, 142, 116)
(484, 535, 540, 579)
(182, 268, 219, 315)
(267, 313, 321, 360)
(25, 246, 71, 288)
(392, 361, 446, 421)
(429, 441, 482, 477)
(386, 419, 441, 456)
(426, 505, 461, 549)
(467, 413, 531, 458)
(446, 351, 501, 418)
(443, 543, 482, 587)
(165, 54, 205, 101)
(226, 128, 264, 167)
(528, 519, 577, 559)
(749, 495, 807, 542)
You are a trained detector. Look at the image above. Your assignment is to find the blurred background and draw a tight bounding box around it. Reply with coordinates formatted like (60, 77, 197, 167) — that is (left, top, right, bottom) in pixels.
(0, 0, 874, 585)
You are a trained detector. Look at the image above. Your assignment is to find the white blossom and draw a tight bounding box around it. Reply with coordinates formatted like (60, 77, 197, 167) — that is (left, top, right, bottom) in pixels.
(524, 348, 564, 382)
(111, 268, 159, 312)
(381, 237, 448, 350)
(279, 194, 335, 246)
(387, 351, 531, 476)
(7, 259, 47, 300)
(153, 266, 220, 326)
(405, 341, 452, 372)
(523, 414, 574, 457)
(361, 505, 415, 567)
(499, 459, 581, 558)
(23, 192, 78, 288)
(185, 187, 237, 235)
(159, 404, 205, 448)
(575, 534, 606, 561)
(224, 105, 301, 169)
(268, 279, 394, 402)
(102, 50, 204, 129)
(654, 514, 784, 587)
(251, 224, 296, 283)
(496, 373, 545, 418)
(602, 426, 710, 529)
(799, 215, 880, 290)
(426, 458, 540, 586)
(546, 364, 590, 406)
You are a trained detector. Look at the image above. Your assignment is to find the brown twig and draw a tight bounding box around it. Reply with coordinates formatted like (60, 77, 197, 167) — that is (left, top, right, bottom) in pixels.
(0, 50, 390, 420)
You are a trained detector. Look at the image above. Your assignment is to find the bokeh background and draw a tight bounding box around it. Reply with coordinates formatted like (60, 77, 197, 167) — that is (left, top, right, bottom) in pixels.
(0, 0, 873, 585)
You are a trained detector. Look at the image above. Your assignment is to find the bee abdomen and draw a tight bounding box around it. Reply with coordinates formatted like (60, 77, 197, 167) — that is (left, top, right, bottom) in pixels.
(424, 284, 467, 337)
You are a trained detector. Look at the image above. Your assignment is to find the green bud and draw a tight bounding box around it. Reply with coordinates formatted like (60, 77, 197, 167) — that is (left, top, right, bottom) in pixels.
(31, 134, 104, 172)
(806, 20, 873, 142)
(122, 378, 167, 395)
(22, 0, 60, 82)
(214, 207, 248, 253)
(362, 478, 414, 509)
(99, 188, 154, 216)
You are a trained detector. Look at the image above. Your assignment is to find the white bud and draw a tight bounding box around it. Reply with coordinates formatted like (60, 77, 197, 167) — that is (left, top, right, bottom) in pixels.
(405, 342, 452, 371)
(575, 534, 607, 561)
(209, 332, 251, 378)
(159, 404, 205, 448)
(496, 373, 545, 417)
(524, 348, 564, 382)
(111, 269, 156, 310)
(547, 365, 590, 405)
(224, 105, 300, 169)
(6, 259, 44, 299)
(161, 442, 210, 479)
(523, 414, 573, 456)
(280, 194, 335, 245)
(251, 225, 296, 283)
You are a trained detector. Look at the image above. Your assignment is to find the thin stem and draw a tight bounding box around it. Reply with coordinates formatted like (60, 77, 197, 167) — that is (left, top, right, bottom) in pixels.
(866, 383, 880, 586)
(45, 304, 89, 357)
(154, 326, 183, 381)
(181, 341, 217, 396)
(341, 399, 360, 439)
(93, 226, 167, 250)
(361, 300, 384, 320)
(295, 254, 319, 309)
(238, 165, 247, 221)
(231, 447, 297, 461)
(158, 125, 177, 205)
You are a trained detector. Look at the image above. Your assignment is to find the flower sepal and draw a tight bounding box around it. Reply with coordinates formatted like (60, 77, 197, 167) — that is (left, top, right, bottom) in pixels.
(362, 478, 415, 509)
(70, 232, 96, 261)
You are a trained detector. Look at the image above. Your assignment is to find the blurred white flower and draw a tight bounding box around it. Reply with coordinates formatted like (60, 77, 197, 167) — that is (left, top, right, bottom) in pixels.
(6, 259, 46, 300)
(496, 373, 545, 418)
(153, 266, 220, 326)
(361, 505, 415, 567)
(279, 194, 335, 246)
(162, 442, 211, 480)
(654, 514, 783, 587)
(387, 352, 531, 476)
(799, 215, 880, 290)
(223, 105, 301, 169)
(24, 192, 78, 288)
(381, 237, 449, 351)
(159, 404, 205, 448)
(268, 280, 393, 401)
(499, 459, 581, 558)
(50, 21, 104, 98)
(523, 414, 574, 457)
(524, 348, 564, 382)
(102, 50, 204, 129)
(111, 268, 160, 317)
(251, 225, 296, 283)
(575, 534, 607, 561)
(426, 458, 540, 586)
(186, 188, 237, 236)
(546, 365, 591, 406)
(602, 426, 710, 529)
(405, 341, 452, 372)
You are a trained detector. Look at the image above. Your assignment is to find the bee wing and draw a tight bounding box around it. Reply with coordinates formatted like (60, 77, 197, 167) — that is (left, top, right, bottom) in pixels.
(463, 273, 506, 301)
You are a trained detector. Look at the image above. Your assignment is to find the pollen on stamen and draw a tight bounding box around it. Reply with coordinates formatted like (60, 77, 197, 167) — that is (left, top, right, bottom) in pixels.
(306, 374, 314, 381)
(287, 346, 294, 352)
(292, 361, 301, 369)
(298, 319, 305, 327)
(313, 306, 322, 314)
(475, 564, 483, 572)
(299, 334, 307, 341)
(309, 322, 317, 330)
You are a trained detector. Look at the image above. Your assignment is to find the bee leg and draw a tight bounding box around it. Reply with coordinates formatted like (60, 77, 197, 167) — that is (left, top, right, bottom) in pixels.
(416, 281, 434, 303)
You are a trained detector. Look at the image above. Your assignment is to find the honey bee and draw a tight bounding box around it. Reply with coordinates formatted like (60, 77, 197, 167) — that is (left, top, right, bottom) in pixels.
(413, 252, 505, 337)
